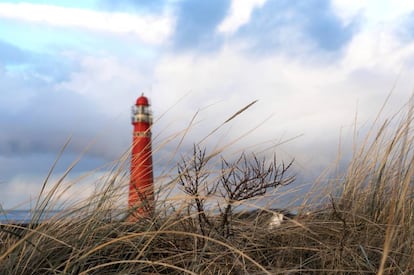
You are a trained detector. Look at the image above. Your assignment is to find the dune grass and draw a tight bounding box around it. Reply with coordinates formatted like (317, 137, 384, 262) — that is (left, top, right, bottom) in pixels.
(1, 98, 414, 274)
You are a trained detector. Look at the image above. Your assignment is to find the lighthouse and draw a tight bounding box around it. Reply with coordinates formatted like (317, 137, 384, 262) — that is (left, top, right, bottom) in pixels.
(128, 94, 154, 221)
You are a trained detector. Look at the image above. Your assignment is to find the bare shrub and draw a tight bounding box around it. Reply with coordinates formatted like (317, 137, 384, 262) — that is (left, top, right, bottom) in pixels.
(178, 144, 295, 238)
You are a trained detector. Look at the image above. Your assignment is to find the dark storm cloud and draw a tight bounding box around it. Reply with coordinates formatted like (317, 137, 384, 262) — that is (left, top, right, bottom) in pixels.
(0, 88, 130, 189)
(0, 152, 108, 181)
(0, 91, 128, 159)
(172, 0, 231, 51)
(238, 0, 359, 53)
(0, 66, 129, 162)
(2, 90, 88, 155)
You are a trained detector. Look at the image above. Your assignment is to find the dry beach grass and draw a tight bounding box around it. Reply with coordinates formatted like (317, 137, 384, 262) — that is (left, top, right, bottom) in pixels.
(1, 97, 414, 274)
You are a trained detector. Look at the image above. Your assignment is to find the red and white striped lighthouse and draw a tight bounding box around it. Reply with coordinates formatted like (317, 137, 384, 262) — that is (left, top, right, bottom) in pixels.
(128, 94, 154, 221)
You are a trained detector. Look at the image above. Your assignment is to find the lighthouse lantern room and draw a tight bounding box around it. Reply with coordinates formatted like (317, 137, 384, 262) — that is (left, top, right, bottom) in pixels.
(131, 96, 152, 125)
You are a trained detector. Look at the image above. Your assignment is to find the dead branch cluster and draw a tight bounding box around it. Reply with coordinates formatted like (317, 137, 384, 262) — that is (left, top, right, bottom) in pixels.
(177, 145, 295, 238)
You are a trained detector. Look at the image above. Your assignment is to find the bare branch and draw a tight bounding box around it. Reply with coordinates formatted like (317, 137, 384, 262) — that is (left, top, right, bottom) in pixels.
(177, 145, 295, 238)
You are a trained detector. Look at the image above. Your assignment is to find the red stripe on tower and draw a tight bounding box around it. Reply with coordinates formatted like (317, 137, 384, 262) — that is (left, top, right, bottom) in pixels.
(128, 94, 154, 221)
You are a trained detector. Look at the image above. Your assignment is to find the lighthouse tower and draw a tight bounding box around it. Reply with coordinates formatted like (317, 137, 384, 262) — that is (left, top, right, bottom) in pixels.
(128, 94, 154, 221)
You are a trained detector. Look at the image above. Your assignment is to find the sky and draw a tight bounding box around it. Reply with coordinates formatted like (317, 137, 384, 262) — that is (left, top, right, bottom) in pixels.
(1, 0, 414, 209)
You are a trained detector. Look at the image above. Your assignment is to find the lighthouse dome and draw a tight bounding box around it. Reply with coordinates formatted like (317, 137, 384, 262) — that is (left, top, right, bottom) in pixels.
(136, 94, 149, 106)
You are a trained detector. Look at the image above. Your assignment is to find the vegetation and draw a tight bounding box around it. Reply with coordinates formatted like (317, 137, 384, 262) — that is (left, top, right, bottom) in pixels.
(1, 98, 414, 274)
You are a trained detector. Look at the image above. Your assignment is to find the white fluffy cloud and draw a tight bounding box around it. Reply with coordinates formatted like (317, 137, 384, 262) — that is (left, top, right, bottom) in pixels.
(0, 3, 174, 44)
(217, 0, 267, 34)
(332, 0, 414, 26)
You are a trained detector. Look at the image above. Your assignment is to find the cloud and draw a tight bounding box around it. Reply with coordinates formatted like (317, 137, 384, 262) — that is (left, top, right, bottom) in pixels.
(0, 18, 159, 61)
(0, 40, 81, 85)
(0, 88, 120, 158)
(150, 22, 414, 179)
(0, 57, 132, 162)
(331, 0, 366, 25)
(217, 0, 267, 34)
(172, 0, 231, 51)
(0, 39, 28, 64)
(0, 2, 174, 45)
(55, 54, 154, 114)
(236, 0, 359, 54)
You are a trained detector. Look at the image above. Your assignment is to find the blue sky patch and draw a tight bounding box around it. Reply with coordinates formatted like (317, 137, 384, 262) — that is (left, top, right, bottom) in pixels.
(172, 0, 231, 51)
(97, 0, 166, 13)
(3, 0, 100, 10)
(237, 0, 359, 54)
